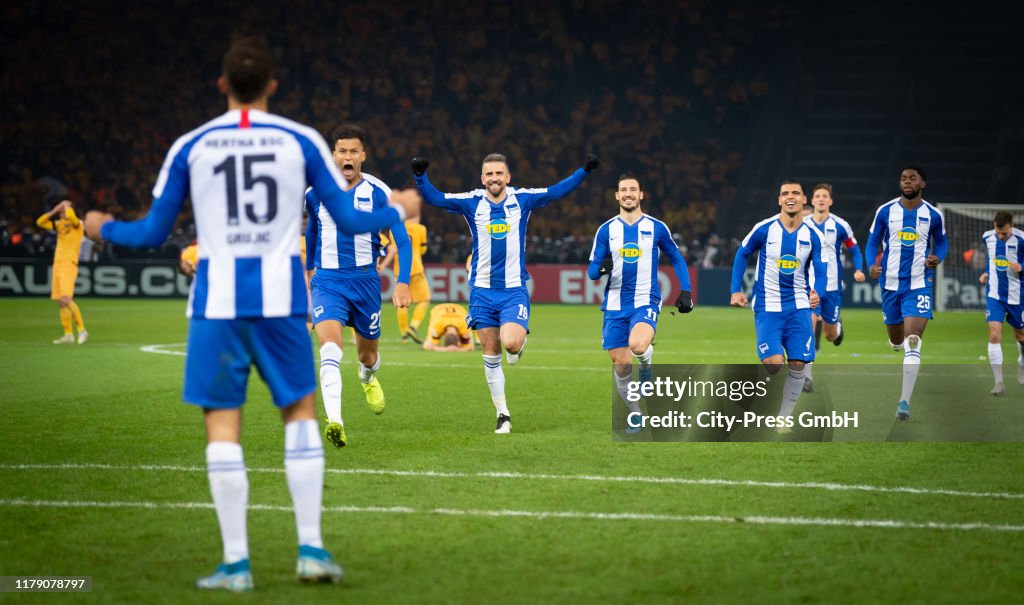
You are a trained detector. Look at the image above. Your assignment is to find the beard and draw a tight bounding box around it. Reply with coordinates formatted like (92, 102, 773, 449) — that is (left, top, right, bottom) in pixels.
(902, 186, 922, 200)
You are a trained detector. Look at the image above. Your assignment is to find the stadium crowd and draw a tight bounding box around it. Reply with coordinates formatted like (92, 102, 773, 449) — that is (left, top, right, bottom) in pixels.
(1, 1, 793, 266)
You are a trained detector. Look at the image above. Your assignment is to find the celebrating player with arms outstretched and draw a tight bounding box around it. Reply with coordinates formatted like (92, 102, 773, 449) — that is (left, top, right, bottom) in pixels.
(801, 183, 865, 391)
(411, 152, 598, 433)
(588, 173, 692, 428)
(82, 39, 418, 591)
(305, 124, 414, 449)
(730, 179, 827, 429)
(865, 165, 947, 420)
(978, 211, 1024, 395)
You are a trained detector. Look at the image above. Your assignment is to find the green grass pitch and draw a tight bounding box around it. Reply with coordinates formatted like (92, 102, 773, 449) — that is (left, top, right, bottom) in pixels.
(1, 297, 1022, 603)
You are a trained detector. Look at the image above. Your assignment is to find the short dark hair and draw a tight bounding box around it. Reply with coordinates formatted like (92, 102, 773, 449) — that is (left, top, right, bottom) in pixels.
(780, 178, 803, 193)
(901, 164, 927, 180)
(329, 124, 367, 148)
(482, 153, 508, 168)
(994, 211, 1014, 228)
(442, 329, 460, 347)
(617, 172, 643, 190)
(812, 182, 833, 197)
(222, 37, 274, 103)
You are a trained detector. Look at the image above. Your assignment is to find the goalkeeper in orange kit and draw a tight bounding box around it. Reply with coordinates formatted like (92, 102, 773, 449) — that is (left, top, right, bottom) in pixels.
(37, 200, 88, 344)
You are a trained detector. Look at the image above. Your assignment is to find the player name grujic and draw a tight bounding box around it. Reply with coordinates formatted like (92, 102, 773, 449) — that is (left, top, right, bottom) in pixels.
(227, 230, 271, 244)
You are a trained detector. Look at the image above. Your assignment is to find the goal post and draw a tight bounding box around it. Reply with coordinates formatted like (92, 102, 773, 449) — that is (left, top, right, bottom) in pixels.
(936, 203, 1024, 312)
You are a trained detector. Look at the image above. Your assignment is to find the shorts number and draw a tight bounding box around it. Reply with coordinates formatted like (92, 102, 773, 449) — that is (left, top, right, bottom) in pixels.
(646, 308, 658, 322)
(916, 295, 931, 312)
(369, 312, 380, 332)
(517, 304, 529, 320)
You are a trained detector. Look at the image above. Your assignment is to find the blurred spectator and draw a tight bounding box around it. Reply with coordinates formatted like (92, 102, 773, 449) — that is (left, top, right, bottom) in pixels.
(2, 0, 794, 261)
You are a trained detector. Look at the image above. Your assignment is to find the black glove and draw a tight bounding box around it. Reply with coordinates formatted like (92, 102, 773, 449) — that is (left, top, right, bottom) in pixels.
(675, 291, 694, 313)
(598, 257, 613, 276)
(584, 154, 600, 173)
(411, 157, 430, 177)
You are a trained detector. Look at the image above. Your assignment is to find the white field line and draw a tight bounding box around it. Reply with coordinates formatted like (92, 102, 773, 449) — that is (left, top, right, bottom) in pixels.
(137, 344, 984, 373)
(0, 497, 1020, 532)
(3, 463, 1022, 501)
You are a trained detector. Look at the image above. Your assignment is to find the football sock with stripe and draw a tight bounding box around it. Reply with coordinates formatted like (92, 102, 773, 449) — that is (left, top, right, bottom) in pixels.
(319, 342, 343, 424)
(359, 352, 380, 384)
(284, 419, 324, 549)
(614, 368, 641, 415)
(483, 354, 509, 416)
(901, 335, 922, 404)
(206, 441, 249, 564)
(778, 367, 806, 417)
(989, 342, 1004, 383)
(632, 344, 654, 365)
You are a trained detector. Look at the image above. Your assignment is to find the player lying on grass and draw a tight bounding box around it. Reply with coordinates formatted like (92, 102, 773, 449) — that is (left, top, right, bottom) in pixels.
(422, 303, 475, 352)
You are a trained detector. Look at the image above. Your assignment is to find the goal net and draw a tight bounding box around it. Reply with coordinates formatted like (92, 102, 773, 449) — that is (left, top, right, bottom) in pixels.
(936, 203, 1024, 312)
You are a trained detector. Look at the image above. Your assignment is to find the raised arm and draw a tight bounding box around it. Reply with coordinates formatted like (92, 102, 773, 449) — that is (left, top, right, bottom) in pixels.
(98, 138, 191, 247)
(64, 207, 81, 228)
(409, 157, 467, 212)
(521, 168, 588, 210)
(520, 155, 598, 210)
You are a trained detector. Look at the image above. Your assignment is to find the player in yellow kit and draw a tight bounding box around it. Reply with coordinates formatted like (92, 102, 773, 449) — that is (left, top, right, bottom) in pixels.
(423, 303, 474, 352)
(380, 215, 430, 343)
(37, 201, 87, 344)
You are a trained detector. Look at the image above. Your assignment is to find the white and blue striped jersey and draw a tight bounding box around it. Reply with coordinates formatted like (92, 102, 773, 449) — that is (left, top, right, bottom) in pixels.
(101, 108, 403, 319)
(864, 198, 948, 292)
(415, 168, 588, 288)
(587, 214, 691, 316)
(802, 213, 863, 293)
(983, 228, 1024, 305)
(305, 173, 412, 283)
(731, 217, 829, 313)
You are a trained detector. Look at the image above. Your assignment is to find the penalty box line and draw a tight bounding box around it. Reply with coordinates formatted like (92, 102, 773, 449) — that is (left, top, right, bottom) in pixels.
(3, 462, 1023, 501)
(0, 497, 1021, 533)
